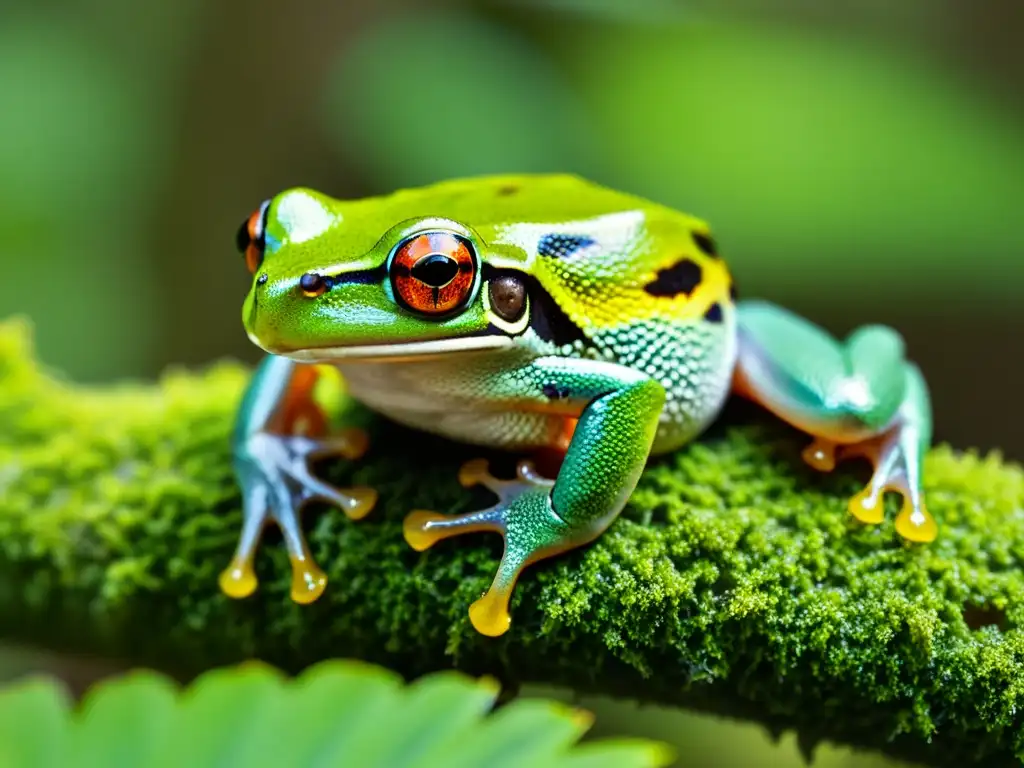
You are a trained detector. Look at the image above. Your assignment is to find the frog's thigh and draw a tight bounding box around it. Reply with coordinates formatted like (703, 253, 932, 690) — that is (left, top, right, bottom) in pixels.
(733, 300, 936, 542)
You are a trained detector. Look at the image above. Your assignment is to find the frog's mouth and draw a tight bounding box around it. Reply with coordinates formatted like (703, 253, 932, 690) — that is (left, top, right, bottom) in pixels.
(272, 334, 515, 364)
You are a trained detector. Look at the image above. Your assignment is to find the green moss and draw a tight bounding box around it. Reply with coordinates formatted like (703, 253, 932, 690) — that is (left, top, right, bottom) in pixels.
(1, 317, 1023, 766)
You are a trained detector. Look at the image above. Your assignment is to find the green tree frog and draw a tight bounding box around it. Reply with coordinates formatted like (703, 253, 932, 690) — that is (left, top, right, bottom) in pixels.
(221, 174, 936, 637)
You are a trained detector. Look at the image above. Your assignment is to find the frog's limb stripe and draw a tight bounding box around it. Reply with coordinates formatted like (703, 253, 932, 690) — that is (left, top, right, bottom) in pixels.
(219, 355, 377, 604)
(734, 300, 936, 542)
(403, 358, 665, 637)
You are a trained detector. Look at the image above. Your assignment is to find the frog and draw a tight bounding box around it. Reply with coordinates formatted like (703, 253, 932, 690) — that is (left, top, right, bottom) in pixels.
(221, 173, 936, 637)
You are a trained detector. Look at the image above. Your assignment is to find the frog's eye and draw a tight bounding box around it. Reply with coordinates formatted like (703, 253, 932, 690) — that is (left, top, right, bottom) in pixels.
(236, 199, 270, 274)
(390, 231, 477, 316)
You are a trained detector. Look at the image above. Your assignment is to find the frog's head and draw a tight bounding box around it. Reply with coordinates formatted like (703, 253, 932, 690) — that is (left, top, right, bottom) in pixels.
(236, 187, 529, 362)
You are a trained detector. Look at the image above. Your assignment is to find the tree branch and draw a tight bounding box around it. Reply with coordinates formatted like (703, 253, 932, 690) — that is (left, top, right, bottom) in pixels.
(1, 318, 1022, 766)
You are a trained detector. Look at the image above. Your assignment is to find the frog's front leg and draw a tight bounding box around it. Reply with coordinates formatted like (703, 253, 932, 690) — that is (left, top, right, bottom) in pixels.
(403, 358, 666, 637)
(734, 300, 936, 542)
(219, 355, 378, 604)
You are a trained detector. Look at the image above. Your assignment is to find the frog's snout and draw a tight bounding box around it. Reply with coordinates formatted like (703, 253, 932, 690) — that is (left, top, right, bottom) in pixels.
(244, 271, 337, 355)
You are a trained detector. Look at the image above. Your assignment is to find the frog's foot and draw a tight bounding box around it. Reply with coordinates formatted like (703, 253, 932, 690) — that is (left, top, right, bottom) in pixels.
(219, 427, 378, 604)
(797, 432, 936, 542)
(404, 458, 577, 637)
(841, 431, 936, 542)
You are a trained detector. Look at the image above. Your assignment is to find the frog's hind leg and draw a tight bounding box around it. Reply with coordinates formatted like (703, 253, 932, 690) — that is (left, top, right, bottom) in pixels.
(734, 300, 937, 542)
(219, 356, 378, 604)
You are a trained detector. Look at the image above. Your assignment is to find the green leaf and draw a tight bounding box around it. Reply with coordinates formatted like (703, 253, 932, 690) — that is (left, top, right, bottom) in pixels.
(0, 660, 672, 768)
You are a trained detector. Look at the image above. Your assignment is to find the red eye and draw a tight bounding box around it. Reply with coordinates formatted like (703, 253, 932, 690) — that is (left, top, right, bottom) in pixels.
(390, 232, 477, 316)
(236, 200, 269, 274)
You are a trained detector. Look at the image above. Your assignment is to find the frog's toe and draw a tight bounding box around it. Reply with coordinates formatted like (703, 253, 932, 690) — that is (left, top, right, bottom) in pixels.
(802, 438, 837, 472)
(847, 485, 886, 525)
(466, 491, 571, 637)
(403, 508, 504, 551)
(456, 458, 556, 496)
(469, 588, 513, 638)
(219, 559, 259, 599)
(340, 486, 378, 521)
(895, 496, 937, 542)
(267, 483, 331, 604)
(288, 553, 328, 604)
(219, 482, 270, 599)
(458, 458, 492, 488)
(331, 427, 370, 461)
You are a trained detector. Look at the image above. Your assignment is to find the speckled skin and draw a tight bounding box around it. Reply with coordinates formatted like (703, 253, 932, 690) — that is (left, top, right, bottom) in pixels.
(220, 174, 936, 637)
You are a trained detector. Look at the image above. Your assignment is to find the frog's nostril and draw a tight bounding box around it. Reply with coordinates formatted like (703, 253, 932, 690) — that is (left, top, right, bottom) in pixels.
(412, 253, 459, 287)
(299, 272, 329, 297)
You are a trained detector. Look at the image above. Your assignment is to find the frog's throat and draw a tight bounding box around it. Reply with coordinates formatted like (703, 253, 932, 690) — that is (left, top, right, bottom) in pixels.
(277, 335, 515, 364)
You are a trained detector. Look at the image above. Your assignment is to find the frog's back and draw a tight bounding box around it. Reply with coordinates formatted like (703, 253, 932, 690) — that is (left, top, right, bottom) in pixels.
(335, 174, 739, 453)
(339, 173, 652, 231)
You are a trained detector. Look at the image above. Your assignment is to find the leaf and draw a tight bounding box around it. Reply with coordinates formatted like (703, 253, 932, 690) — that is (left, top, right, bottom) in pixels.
(0, 660, 672, 768)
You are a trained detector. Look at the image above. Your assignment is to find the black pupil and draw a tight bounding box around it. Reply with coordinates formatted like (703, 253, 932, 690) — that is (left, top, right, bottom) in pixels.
(411, 253, 458, 287)
(235, 219, 251, 253)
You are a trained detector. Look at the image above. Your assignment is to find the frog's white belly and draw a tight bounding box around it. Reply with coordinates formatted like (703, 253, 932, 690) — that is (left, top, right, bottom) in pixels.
(335, 359, 567, 451)
(333, 314, 737, 456)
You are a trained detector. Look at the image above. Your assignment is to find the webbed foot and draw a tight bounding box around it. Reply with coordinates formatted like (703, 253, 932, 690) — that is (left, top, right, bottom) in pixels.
(798, 433, 936, 542)
(404, 458, 572, 637)
(219, 427, 377, 603)
(842, 433, 936, 542)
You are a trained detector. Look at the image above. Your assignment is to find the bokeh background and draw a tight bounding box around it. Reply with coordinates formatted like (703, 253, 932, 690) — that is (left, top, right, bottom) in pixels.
(1, 0, 1022, 765)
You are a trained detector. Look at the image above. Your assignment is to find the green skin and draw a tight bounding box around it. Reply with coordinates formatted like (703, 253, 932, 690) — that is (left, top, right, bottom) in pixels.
(221, 174, 936, 638)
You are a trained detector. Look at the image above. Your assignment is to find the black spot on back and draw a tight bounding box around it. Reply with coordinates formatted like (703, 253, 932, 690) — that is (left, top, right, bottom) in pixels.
(538, 234, 596, 260)
(704, 302, 724, 323)
(644, 259, 702, 298)
(693, 231, 718, 257)
(497, 184, 519, 196)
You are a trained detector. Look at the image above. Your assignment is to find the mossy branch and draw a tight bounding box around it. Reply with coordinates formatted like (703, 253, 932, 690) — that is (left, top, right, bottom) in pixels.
(1, 318, 1023, 766)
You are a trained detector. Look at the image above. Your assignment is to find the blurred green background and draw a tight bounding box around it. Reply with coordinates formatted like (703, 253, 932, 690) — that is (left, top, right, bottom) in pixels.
(1, 0, 1021, 765)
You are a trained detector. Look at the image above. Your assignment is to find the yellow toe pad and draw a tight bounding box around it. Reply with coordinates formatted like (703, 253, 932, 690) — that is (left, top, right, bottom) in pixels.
(344, 486, 378, 521)
(895, 500, 938, 543)
(403, 510, 449, 551)
(338, 428, 370, 461)
(219, 560, 258, 599)
(290, 560, 327, 604)
(469, 592, 512, 637)
(848, 487, 885, 525)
